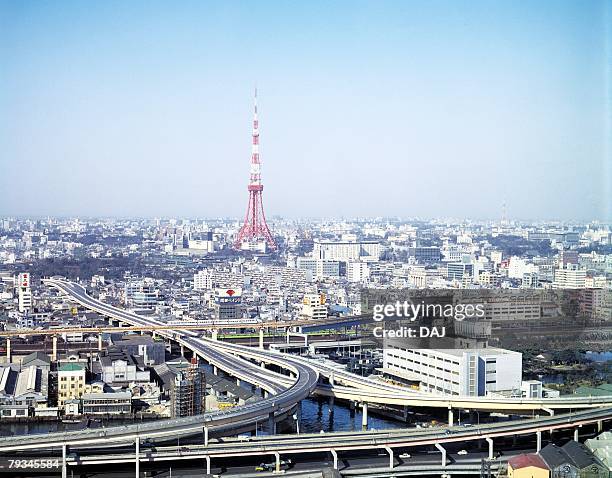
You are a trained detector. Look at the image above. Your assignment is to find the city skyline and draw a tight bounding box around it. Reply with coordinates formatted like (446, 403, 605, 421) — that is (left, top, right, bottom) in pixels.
(1, 1, 611, 221)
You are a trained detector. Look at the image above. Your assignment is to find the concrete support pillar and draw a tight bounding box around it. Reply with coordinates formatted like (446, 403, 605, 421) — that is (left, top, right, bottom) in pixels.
(295, 401, 302, 434)
(211, 329, 218, 341)
(212, 365, 218, 376)
(180, 344, 185, 357)
(62, 443, 67, 478)
(259, 328, 264, 350)
(361, 402, 368, 431)
(205, 455, 211, 475)
(329, 372, 334, 386)
(486, 437, 494, 460)
(52, 336, 58, 362)
(435, 443, 446, 467)
(135, 438, 140, 478)
(329, 396, 335, 413)
(274, 452, 281, 473)
(98, 333, 103, 351)
(536, 430, 542, 452)
(286, 329, 290, 344)
(260, 361, 266, 369)
(385, 446, 394, 469)
(236, 378, 241, 387)
(330, 449, 338, 470)
(574, 427, 579, 441)
(6, 338, 10, 362)
(204, 426, 209, 446)
(598, 420, 603, 432)
(268, 411, 276, 435)
(448, 406, 454, 427)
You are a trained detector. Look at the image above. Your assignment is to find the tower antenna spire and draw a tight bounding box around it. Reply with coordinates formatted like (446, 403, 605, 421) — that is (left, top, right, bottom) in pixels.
(234, 89, 277, 251)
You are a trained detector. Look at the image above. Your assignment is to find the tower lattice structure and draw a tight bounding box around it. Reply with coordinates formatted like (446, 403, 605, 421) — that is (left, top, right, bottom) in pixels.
(234, 90, 277, 250)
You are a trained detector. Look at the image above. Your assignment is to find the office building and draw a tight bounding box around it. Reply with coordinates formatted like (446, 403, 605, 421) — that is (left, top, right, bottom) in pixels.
(313, 239, 380, 262)
(213, 288, 242, 320)
(383, 346, 522, 396)
(447, 262, 474, 281)
(407, 246, 441, 263)
(296, 257, 343, 280)
(125, 281, 159, 309)
(194, 269, 214, 291)
(17, 272, 32, 313)
(347, 261, 370, 283)
(553, 264, 586, 289)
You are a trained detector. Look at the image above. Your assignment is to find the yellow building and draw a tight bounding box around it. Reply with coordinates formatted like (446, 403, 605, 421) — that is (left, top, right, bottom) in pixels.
(507, 454, 549, 478)
(58, 363, 86, 406)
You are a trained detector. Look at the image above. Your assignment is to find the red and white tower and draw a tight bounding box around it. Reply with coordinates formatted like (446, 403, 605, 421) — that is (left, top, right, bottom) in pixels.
(234, 89, 277, 251)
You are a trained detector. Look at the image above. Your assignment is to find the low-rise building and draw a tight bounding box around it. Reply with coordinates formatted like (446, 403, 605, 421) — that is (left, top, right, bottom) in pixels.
(82, 391, 132, 415)
(58, 363, 86, 406)
(507, 453, 549, 478)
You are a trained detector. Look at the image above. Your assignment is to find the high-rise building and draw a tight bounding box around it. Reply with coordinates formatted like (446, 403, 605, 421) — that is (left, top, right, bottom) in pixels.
(194, 270, 214, 291)
(17, 273, 32, 313)
(347, 261, 370, 283)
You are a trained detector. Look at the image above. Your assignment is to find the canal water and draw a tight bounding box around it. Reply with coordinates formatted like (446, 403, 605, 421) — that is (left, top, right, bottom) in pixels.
(298, 397, 405, 433)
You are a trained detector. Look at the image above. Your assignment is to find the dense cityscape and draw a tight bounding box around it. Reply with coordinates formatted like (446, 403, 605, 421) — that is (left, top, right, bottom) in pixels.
(2, 1, 610, 477)
(0, 214, 611, 476)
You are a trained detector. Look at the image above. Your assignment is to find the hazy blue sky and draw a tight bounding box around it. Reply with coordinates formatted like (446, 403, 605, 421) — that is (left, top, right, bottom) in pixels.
(1, 1, 610, 221)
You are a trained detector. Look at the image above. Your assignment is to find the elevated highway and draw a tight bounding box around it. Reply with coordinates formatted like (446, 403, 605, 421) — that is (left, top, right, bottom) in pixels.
(0, 280, 319, 454)
(41, 280, 612, 413)
(2, 279, 607, 471)
(46, 407, 612, 475)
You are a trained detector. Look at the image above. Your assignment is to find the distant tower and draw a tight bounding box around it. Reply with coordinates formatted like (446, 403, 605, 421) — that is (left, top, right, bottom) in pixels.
(234, 89, 277, 251)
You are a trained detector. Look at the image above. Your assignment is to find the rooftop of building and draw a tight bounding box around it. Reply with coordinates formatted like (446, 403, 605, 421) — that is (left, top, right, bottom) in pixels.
(58, 363, 84, 372)
(508, 453, 548, 470)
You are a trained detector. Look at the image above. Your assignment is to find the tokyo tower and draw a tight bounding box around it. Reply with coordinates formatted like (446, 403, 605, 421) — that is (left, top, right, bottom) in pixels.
(234, 89, 277, 251)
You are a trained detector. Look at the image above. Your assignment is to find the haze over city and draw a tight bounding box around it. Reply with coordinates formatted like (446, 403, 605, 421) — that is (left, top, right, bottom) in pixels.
(1, 1, 610, 221)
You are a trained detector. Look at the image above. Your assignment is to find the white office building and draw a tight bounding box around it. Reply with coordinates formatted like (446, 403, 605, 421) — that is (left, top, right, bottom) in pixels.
(17, 273, 32, 313)
(313, 240, 380, 262)
(383, 346, 522, 396)
(553, 264, 587, 289)
(347, 261, 370, 283)
(194, 270, 214, 291)
(296, 258, 342, 280)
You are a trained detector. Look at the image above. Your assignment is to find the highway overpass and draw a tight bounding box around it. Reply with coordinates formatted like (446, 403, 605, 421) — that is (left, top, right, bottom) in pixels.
(2, 278, 607, 478)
